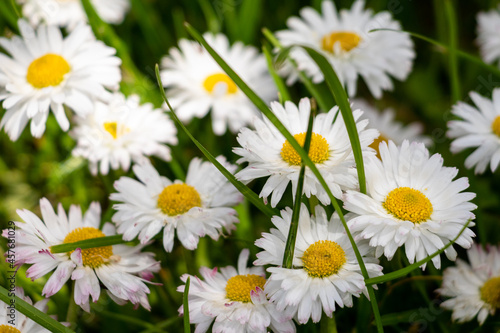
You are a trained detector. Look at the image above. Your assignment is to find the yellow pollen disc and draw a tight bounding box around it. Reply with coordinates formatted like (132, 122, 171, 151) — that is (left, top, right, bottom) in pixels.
(26, 53, 70, 89)
(203, 73, 237, 95)
(321, 31, 361, 53)
(370, 134, 389, 159)
(157, 183, 201, 216)
(0, 325, 21, 333)
(480, 276, 500, 309)
(280, 132, 330, 166)
(302, 240, 346, 278)
(225, 274, 266, 303)
(62, 227, 113, 268)
(104, 122, 118, 139)
(383, 187, 433, 223)
(492, 116, 500, 137)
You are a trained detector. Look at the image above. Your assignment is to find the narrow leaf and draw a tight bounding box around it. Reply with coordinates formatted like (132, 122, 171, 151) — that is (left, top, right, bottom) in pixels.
(365, 219, 473, 286)
(444, 0, 460, 102)
(155, 64, 278, 219)
(183, 277, 191, 333)
(262, 43, 292, 103)
(0, 286, 74, 333)
(50, 235, 130, 253)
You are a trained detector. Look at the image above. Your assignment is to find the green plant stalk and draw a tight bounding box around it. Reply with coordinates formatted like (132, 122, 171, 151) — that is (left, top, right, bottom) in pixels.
(168, 155, 187, 181)
(198, 0, 220, 33)
(97, 310, 159, 331)
(263, 43, 292, 102)
(262, 28, 333, 111)
(366, 219, 472, 285)
(9, 0, 20, 18)
(155, 65, 278, 219)
(0, 286, 75, 333)
(0, 0, 19, 29)
(370, 28, 500, 78)
(282, 107, 314, 268)
(50, 235, 128, 253)
(185, 23, 383, 332)
(237, 0, 263, 43)
(444, 0, 460, 102)
(65, 282, 78, 327)
(183, 277, 191, 333)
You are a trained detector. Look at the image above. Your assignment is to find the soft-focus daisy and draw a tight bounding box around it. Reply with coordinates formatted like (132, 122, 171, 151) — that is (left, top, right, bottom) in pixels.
(477, 6, 500, 66)
(111, 156, 243, 252)
(234, 97, 378, 207)
(0, 20, 121, 141)
(160, 32, 276, 135)
(343, 140, 477, 269)
(71, 92, 178, 175)
(447, 88, 500, 174)
(353, 99, 431, 157)
(2, 198, 160, 312)
(0, 287, 54, 333)
(437, 244, 500, 325)
(178, 249, 296, 333)
(18, 0, 130, 30)
(276, 0, 415, 98)
(254, 204, 383, 324)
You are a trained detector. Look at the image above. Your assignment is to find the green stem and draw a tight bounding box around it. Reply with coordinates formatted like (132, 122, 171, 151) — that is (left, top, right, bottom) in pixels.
(444, 0, 460, 102)
(183, 277, 192, 333)
(65, 282, 78, 328)
(320, 313, 338, 333)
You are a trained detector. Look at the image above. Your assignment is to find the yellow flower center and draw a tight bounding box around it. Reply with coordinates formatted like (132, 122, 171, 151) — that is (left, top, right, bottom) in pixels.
(157, 183, 202, 216)
(480, 276, 500, 309)
(104, 122, 118, 139)
(280, 132, 330, 166)
(26, 53, 70, 89)
(383, 187, 433, 223)
(370, 134, 389, 159)
(225, 274, 266, 303)
(203, 73, 237, 95)
(321, 31, 361, 53)
(62, 227, 113, 268)
(302, 240, 346, 278)
(492, 116, 500, 137)
(0, 325, 21, 333)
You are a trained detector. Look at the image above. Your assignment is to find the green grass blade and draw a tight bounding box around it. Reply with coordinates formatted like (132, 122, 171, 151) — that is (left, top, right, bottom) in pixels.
(50, 235, 130, 253)
(0, 286, 74, 333)
(185, 23, 383, 332)
(444, 0, 460, 102)
(237, 0, 263, 43)
(262, 43, 292, 103)
(262, 28, 333, 111)
(183, 277, 191, 333)
(198, 0, 220, 33)
(155, 64, 278, 219)
(282, 106, 314, 268)
(370, 28, 500, 78)
(365, 219, 473, 286)
(299, 46, 366, 195)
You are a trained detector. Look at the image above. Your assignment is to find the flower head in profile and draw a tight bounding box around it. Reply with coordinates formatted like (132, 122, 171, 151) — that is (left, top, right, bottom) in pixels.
(160, 32, 276, 135)
(71, 92, 178, 175)
(111, 156, 243, 252)
(477, 6, 500, 67)
(276, 0, 415, 98)
(17, 0, 130, 30)
(0, 287, 58, 333)
(447, 88, 500, 174)
(437, 244, 500, 325)
(254, 204, 382, 324)
(178, 249, 296, 333)
(0, 20, 121, 141)
(234, 97, 378, 207)
(343, 140, 477, 269)
(2, 198, 160, 312)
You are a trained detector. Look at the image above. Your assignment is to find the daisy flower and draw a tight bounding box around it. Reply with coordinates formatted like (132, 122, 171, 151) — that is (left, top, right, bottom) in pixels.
(2, 198, 160, 312)
(276, 0, 415, 98)
(0, 20, 121, 141)
(234, 97, 379, 207)
(160, 32, 276, 135)
(71, 92, 178, 175)
(477, 6, 500, 66)
(343, 140, 477, 269)
(17, 0, 130, 30)
(254, 204, 383, 324)
(437, 244, 500, 325)
(0, 287, 55, 333)
(447, 88, 500, 174)
(353, 99, 432, 156)
(178, 249, 296, 333)
(110, 156, 243, 252)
